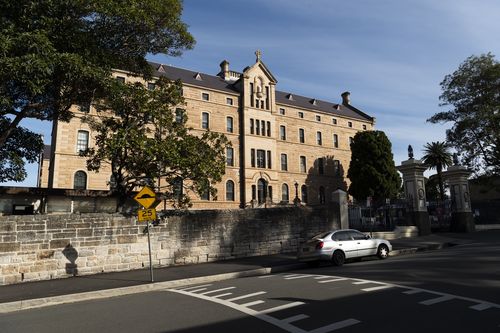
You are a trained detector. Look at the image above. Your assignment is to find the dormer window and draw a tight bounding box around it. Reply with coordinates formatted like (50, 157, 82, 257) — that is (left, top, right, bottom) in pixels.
(286, 94, 294, 101)
(195, 73, 202, 80)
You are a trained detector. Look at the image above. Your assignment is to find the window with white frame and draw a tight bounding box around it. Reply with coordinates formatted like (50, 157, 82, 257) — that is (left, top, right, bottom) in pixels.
(76, 130, 89, 153)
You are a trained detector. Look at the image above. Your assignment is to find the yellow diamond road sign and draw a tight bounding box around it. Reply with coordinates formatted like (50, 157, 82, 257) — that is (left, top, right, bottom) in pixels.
(134, 186, 156, 209)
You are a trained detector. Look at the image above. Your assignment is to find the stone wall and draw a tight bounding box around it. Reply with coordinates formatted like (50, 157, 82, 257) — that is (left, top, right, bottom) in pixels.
(0, 206, 339, 285)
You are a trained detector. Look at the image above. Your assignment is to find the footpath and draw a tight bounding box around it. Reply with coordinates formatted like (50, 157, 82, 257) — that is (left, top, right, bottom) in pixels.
(0, 231, 484, 313)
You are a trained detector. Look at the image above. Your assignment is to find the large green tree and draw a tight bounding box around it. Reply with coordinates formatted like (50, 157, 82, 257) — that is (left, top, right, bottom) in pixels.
(428, 53, 500, 175)
(83, 78, 229, 209)
(422, 141, 452, 201)
(0, 0, 194, 182)
(347, 131, 401, 205)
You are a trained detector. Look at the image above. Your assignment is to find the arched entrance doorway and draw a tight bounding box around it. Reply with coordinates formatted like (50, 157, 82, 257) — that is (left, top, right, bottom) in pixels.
(257, 178, 267, 204)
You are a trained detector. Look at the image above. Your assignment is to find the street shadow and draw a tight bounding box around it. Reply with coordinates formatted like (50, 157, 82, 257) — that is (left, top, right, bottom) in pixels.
(62, 244, 79, 276)
(304, 156, 348, 205)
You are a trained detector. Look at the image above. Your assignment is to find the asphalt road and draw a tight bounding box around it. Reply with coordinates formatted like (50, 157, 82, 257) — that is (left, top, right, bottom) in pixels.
(1, 231, 499, 333)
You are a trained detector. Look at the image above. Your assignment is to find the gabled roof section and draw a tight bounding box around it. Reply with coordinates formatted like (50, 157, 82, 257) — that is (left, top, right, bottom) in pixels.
(276, 91, 374, 122)
(243, 61, 278, 84)
(148, 61, 239, 94)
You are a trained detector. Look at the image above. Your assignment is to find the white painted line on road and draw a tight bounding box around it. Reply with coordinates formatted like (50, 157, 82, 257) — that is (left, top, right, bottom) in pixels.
(362, 285, 393, 292)
(314, 276, 334, 280)
(176, 284, 212, 291)
(283, 274, 302, 278)
(170, 288, 358, 333)
(260, 301, 305, 314)
(212, 293, 233, 298)
(317, 278, 348, 283)
(403, 289, 422, 295)
(420, 295, 455, 306)
(226, 291, 267, 302)
(282, 314, 309, 324)
(285, 275, 313, 280)
(188, 288, 208, 293)
(240, 300, 265, 307)
(258, 275, 275, 278)
(200, 287, 236, 295)
(470, 303, 493, 311)
(309, 319, 361, 333)
(352, 281, 372, 285)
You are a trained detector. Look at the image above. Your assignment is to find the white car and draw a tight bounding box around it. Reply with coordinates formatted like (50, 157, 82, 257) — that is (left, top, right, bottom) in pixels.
(297, 229, 392, 266)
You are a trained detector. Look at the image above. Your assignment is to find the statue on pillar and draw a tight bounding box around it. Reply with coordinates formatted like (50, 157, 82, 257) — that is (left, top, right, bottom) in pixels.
(453, 153, 459, 165)
(408, 145, 414, 159)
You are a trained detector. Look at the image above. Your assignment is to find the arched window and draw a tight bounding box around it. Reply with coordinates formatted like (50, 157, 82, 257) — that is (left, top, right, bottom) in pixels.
(319, 186, 325, 204)
(74, 171, 87, 190)
(226, 180, 235, 201)
(301, 185, 308, 204)
(281, 184, 289, 203)
(257, 178, 267, 204)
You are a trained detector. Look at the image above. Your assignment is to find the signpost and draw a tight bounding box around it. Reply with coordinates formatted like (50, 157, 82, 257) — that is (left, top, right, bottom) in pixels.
(133, 186, 157, 282)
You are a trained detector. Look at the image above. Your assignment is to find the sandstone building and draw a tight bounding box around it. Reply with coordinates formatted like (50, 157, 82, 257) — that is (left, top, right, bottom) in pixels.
(38, 51, 375, 209)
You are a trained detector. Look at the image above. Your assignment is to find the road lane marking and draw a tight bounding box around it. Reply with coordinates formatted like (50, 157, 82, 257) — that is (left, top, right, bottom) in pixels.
(188, 288, 208, 293)
(314, 276, 334, 280)
(283, 274, 303, 278)
(226, 291, 267, 302)
(403, 289, 422, 295)
(176, 284, 212, 291)
(260, 301, 305, 314)
(212, 293, 233, 298)
(309, 319, 361, 333)
(285, 275, 313, 280)
(282, 314, 309, 323)
(200, 287, 236, 295)
(420, 295, 454, 305)
(352, 281, 372, 285)
(317, 278, 348, 283)
(362, 285, 393, 292)
(258, 275, 275, 278)
(241, 300, 265, 307)
(470, 303, 493, 311)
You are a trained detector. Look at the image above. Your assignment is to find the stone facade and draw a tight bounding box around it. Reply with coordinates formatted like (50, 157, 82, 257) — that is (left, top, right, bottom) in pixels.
(0, 207, 339, 285)
(39, 52, 374, 209)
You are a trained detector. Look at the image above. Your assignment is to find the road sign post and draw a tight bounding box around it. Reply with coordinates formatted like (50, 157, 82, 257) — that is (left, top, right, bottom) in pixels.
(133, 186, 157, 283)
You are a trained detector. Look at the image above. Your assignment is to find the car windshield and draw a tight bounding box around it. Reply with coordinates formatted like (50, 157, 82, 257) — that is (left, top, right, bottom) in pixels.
(311, 231, 331, 240)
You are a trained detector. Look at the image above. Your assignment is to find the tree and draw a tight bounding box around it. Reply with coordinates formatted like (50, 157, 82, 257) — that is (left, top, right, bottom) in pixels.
(347, 131, 401, 205)
(428, 53, 500, 176)
(0, 0, 194, 182)
(422, 141, 452, 201)
(83, 77, 229, 210)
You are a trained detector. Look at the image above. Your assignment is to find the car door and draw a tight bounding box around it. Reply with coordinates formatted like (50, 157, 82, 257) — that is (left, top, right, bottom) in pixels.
(332, 231, 358, 258)
(349, 230, 377, 257)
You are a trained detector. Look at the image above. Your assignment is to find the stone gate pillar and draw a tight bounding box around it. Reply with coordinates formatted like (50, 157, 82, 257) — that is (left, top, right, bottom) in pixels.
(332, 189, 348, 229)
(397, 158, 431, 235)
(442, 166, 475, 232)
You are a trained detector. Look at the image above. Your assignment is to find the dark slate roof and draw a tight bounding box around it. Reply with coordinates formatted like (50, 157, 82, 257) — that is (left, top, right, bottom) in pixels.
(147, 62, 373, 121)
(275, 91, 373, 121)
(148, 62, 239, 94)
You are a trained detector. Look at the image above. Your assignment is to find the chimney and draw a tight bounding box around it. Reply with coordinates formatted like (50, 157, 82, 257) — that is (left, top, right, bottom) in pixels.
(341, 91, 351, 105)
(219, 60, 230, 80)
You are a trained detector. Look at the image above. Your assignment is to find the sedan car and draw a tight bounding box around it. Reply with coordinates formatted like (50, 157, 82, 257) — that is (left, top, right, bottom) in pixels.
(297, 229, 392, 266)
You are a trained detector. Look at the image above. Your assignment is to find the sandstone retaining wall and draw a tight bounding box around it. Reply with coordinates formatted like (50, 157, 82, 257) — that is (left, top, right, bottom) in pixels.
(0, 206, 339, 285)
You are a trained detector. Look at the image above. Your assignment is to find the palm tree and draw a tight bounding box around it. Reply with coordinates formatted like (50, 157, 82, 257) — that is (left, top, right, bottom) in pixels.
(422, 141, 453, 201)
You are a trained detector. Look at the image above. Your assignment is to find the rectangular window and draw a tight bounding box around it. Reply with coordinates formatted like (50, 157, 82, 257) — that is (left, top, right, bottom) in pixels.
(250, 119, 254, 134)
(300, 156, 306, 173)
(226, 97, 233, 105)
(175, 108, 184, 124)
(266, 121, 271, 137)
(261, 120, 265, 136)
(256, 119, 260, 135)
(147, 82, 155, 90)
(332, 118, 337, 125)
(333, 160, 341, 176)
(363, 124, 367, 130)
(202, 93, 210, 101)
(280, 125, 286, 140)
(265, 86, 270, 110)
(202, 112, 209, 129)
(257, 149, 266, 168)
(116, 76, 125, 83)
(318, 158, 324, 175)
(267, 150, 272, 169)
(227, 117, 233, 133)
(316, 115, 321, 122)
(317, 131, 322, 145)
(250, 83, 254, 107)
(251, 149, 256, 167)
(298, 112, 304, 118)
(348, 121, 353, 128)
(299, 129, 305, 143)
(226, 147, 234, 166)
(279, 108, 285, 115)
(76, 130, 89, 153)
(280, 154, 288, 171)
(333, 134, 339, 148)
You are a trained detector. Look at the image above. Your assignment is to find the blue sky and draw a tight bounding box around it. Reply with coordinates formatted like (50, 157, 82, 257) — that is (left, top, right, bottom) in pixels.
(7, 0, 500, 187)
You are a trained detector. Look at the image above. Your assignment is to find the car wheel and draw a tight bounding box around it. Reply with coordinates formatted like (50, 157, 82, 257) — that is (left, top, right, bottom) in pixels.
(377, 244, 389, 259)
(332, 250, 345, 266)
(306, 261, 320, 268)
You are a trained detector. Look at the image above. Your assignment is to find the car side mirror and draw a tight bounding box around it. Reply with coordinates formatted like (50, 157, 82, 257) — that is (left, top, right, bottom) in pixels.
(365, 235, 371, 240)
